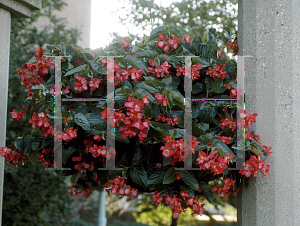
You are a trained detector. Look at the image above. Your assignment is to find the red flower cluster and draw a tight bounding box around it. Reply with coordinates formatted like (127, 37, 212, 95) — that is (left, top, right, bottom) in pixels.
(74, 76, 88, 93)
(155, 93, 169, 106)
(211, 176, 239, 199)
(218, 50, 225, 58)
(87, 144, 107, 159)
(28, 112, 55, 138)
(160, 136, 199, 163)
(16, 47, 54, 90)
(206, 64, 227, 80)
(74, 160, 95, 172)
(184, 34, 192, 45)
(49, 85, 71, 95)
(89, 78, 102, 91)
(211, 134, 232, 144)
(156, 34, 181, 53)
(226, 42, 238, 56)
(103, 175, 138, 197)
(244, 131, 260, 142)
(229, 87, 244, 101)
(37, 152, 51, 168)
(219, 117, 236, 131)
(154, 114, 180, 127)
(0, 147, 28, 168)
(196, 151, 235, 175)
(175, 63, 202, 81)
(237, 110, 258, 131)
(62, 127, 77, 142)
(68, 187, 93, 199)
(119, 40, 130, 51)
(239, 152, 271, 178)
(116, 67, 143, 84)
(101, 95, 150, 143)
(10, 109, 26, 122)
(152, 190, 205, 219)
(147, 60, 171, 78)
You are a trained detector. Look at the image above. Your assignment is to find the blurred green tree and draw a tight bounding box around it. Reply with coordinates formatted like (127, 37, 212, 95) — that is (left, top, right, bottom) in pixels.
(110, 0, 237, 43)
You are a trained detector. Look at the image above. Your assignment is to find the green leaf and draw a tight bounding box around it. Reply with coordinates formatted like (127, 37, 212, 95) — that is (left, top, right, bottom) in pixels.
(150, 122, 169, 137)
(169, 129, 185, 138)
(132, 146, 150, 166)
(115, 87, 131, 101)
(211, 137, 234, 156)
(191, 57, 210, 67)
(192, 120, 206, 137)
(130, 165, 148, 189)
(154, 57, 160, 66)
(14, 137, 23, 150)
(32, 101, 45, 112)
(144, 80, 166, 93)
(200, 181, 215, 204)
(62, 147, 77, 163)
(148, 167, 168, 185)
(148, 26, 168, 42)
(24, 98, 31, 111)
(64, 65, 87, 76)
(181, 171, 199, 191)
(163, 167, 176, 184)
(31, 142, 40, 151)
(161, 75, 172, 87)
(28, 150, 39, 166)
(71, 172, 80, 183)
(144, 104, 153, 118)
(192, 103, 200, 119)
(125, 55, 148, 73)
(163, 155, 173, 167)
(74, 113, 90, 130)
(192, 83, 204, 94)
(198, 102, 217, 123)
(23, 136, 34, 155)
(195, 135, 210, 151)
(212, 78, 227, 93)
(171, 91, 185, 109)
(198, 43, 213, 58)
(170, 129, 177, 139)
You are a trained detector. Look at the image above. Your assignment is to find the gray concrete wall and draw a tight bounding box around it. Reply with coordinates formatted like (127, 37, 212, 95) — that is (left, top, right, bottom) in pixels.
(237, 0, 300, 225)
(32, 0, 91, 48)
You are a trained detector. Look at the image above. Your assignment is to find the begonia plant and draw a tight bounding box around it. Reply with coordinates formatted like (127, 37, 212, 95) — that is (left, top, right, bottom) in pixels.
(1, 25, 272, 219)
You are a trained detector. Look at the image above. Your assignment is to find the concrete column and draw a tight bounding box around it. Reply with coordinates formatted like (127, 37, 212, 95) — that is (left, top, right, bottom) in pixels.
(237, 0, 300, 225)
(0, 1, 42, 225)
(0, 8, 11, 225)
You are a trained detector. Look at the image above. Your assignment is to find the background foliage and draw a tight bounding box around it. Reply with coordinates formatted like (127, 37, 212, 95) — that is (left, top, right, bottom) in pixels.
(110, 0, 237, 45)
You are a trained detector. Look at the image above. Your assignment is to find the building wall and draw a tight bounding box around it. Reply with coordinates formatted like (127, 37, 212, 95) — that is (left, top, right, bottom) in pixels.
(34, 0, 91, 48)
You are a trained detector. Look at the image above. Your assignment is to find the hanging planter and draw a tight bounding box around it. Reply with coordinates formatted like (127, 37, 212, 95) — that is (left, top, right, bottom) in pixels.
(1, 25, 272, 219)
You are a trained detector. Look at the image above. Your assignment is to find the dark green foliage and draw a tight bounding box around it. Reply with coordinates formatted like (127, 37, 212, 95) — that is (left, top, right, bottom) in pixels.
(3, 162, 74, 226)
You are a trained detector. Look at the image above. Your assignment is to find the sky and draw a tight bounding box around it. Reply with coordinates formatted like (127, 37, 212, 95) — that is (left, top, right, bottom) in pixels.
(90, 0, 237, 50)
(90, 0, 181, 50)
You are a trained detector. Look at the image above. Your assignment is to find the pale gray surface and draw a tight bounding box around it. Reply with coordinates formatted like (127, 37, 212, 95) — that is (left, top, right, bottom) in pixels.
(238, 0, 300, 225)
(0, 0, 41, 18)
(0, 7, 11, 226)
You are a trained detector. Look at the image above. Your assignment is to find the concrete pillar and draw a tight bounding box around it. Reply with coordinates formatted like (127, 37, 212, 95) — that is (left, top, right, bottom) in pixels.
(0, 8, 11, 225)
(237, 0, 300, 225)
(0, 1, 42, 225)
